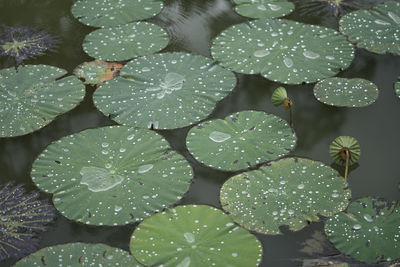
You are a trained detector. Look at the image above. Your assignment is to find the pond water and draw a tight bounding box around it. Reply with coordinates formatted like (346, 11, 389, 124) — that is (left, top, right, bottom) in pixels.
(1, 0, 400, 266)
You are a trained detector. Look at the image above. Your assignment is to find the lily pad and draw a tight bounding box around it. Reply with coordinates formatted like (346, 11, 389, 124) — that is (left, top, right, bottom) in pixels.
(15, 243, 141, 266)
(329, 136, 360, 166)
(73, 60, 123, 86)
(93, 52, 236, 129)
(339, 1, 400, 55)
(325, 197, 400, 263)
(71, 0, 164, 28)
(220, 157, 351, 234)
(233, 0, 294, 19)
(211, 18, 354, 84)
(0, 65, 85, 137)
(31, 126, 193, 226)
(395, 76, 400, 98)
(130, 205, 263, 266)
(82, 22, 169, 61)
(186, 110, 296, 171)
(314, 77, 379, 107)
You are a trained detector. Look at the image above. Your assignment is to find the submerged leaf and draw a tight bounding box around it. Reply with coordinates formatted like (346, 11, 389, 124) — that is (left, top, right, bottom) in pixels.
(233, 0, 294, 19)
(73, 60, 123, 86)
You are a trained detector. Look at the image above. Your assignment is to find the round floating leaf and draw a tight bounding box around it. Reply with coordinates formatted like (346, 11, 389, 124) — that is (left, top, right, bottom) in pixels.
(94, 52, 237, 129)
(186, 110, 296, 171)
(271, 86, 288, 107)
(73, 60, 123, 86)
(339, 1, 400, 55)
(15, 243, 141, 266)
(82, 22, 169, 61)
(329, 136, 360, 166)
(220, 157, 351, 234)
(314, 77, 379, 107)
(233, 0, 294, 19)
(0, 183, 55, 261)
(71, 0, 164, 27)
(325, 197, 400, 263)
(0, 65, 85, 137)
(130, 205, 263, 266)
(211, 18, 354, 84)
(395, 76, 400, 98)
(31, 126, 193, 226)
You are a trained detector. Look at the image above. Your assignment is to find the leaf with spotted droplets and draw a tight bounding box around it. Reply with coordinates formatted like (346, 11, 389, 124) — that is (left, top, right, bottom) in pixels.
(211, 18, 354, 84)
(71, 0, 164, 28)
(31, 126, 193, 226)
(186, 110, 296, 171)
(220, 157, 351, 234)
(233, 0, 294, 19)
(130, 205, 263, 267)
(15, 243, 141, 266)
(339, 1, 400, 55)
(93, 52, 237, 129)
(0, 65, 85, 137)
(314, 77, 379, 107)
(82, 22, 169, 61)
(325, 197, 400, 263)
(395, 76, 400, 98)
(73, 60, 123, 86)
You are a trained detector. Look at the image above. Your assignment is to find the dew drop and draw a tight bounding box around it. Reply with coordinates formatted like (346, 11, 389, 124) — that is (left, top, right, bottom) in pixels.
(232, 253, 238, 257)
(284, 57, 293, 68)
(138, 164, 154, 174)
(331, 193, 339, 198)
(303, 51, 320, 59)
(374, 19, 390, 25)
(352, 224, 362, 230)
(101, 142, 109, 148)
(388, 11, 400, 24)
(257, 5, 267, 11)
(209, 131, 231, 142)
(141, 67, 150, 72)
(363, 214, 373, 222)
(114, 205, 122, 212)
(177, 257, 190, 267)
(297, 184, 305, 189)
(184, 232, 195, 243)
(254, 49, 270, 58)
(268, 3, 282, 11)
(127, 134, 134, 141)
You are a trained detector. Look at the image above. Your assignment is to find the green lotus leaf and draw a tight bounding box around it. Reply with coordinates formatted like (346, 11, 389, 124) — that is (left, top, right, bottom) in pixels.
(130, 205, 263, 266)
(186, 110, 296, 171)
(325, 197, 400, 263)
(211, 18, 354, 84)
(94, 52, 237, 129)
(71, 0, 164, 28)
(271, 86, 288, 107)
(0, 65, 85, 137)
(82, 22, 169, 61)
(220, 157, 351, 234)
(73, 60, 123, 86)
(395, 76, 400, 98)
(339, 1, 400, 55)
(314, 77, 379, 107)
(31, 126, 193, 226)
(15, 243, 141, 266)
(233, 0, 294, 19)
(329, 136, 360, 166)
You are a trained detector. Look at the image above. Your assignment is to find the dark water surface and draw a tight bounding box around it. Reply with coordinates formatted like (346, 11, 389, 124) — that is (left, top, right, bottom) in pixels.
(0, 0, 399, 266)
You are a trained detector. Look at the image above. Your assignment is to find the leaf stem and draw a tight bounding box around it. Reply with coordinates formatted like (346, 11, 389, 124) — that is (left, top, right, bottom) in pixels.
(344, 149, 349, 179)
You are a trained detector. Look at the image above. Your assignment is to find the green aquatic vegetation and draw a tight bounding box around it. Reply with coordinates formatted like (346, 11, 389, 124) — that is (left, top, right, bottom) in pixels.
(0, 65, 85, 137)
(233, 0, 294, 19)
(186, 110, 296, 171)
(220, 157, 351, 234)
(271, 86, 294, 126)
(339, 1, 400, 56)
(14, 243, 141, 266)
(71, 0, 164, 28)
(211, 18, 354, 84)
(73, 60, 123, 86)
(325, 197, 400, 263)
(31, 126, 193, 226)
(94, 52, 236, 129)
(314, 77, 379, 107)
(82, 22, 169, 61)
(329, 136, 360, 179)
(130, 205, 263, 266)
(0, 183, 55, 261)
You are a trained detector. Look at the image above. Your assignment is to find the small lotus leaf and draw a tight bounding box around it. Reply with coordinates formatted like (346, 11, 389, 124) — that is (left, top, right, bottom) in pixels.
(31, 126, 193, 226)
(15, 243, 141, 266)
(325, 197, 400, 263)
(395, 76, 400, 98)
(220, 157, 351, 234)
(0, 65, 85, 137)
(339, 1, 400, 55)
(211, 18, 354, 84)
(94, 52, 236, 129)
(130, 205, 263, 266)
(314, 77, 379, 107)
(71, 0, 164, 28)
(186, 110, 296, 171)
(73, 60, 123, 86)
(233, 0, 294, 19)
(329, 136, 360, 166)
(271, 86, 288, 106)
(82, 22, 169, 61)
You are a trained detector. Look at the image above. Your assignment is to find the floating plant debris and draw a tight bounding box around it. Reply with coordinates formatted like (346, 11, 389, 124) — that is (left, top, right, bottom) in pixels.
(130, 205, 262, 266)
(233, 0, 294, 19)
(73, 60, 123, 86)
(31, 126, 193, 226)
